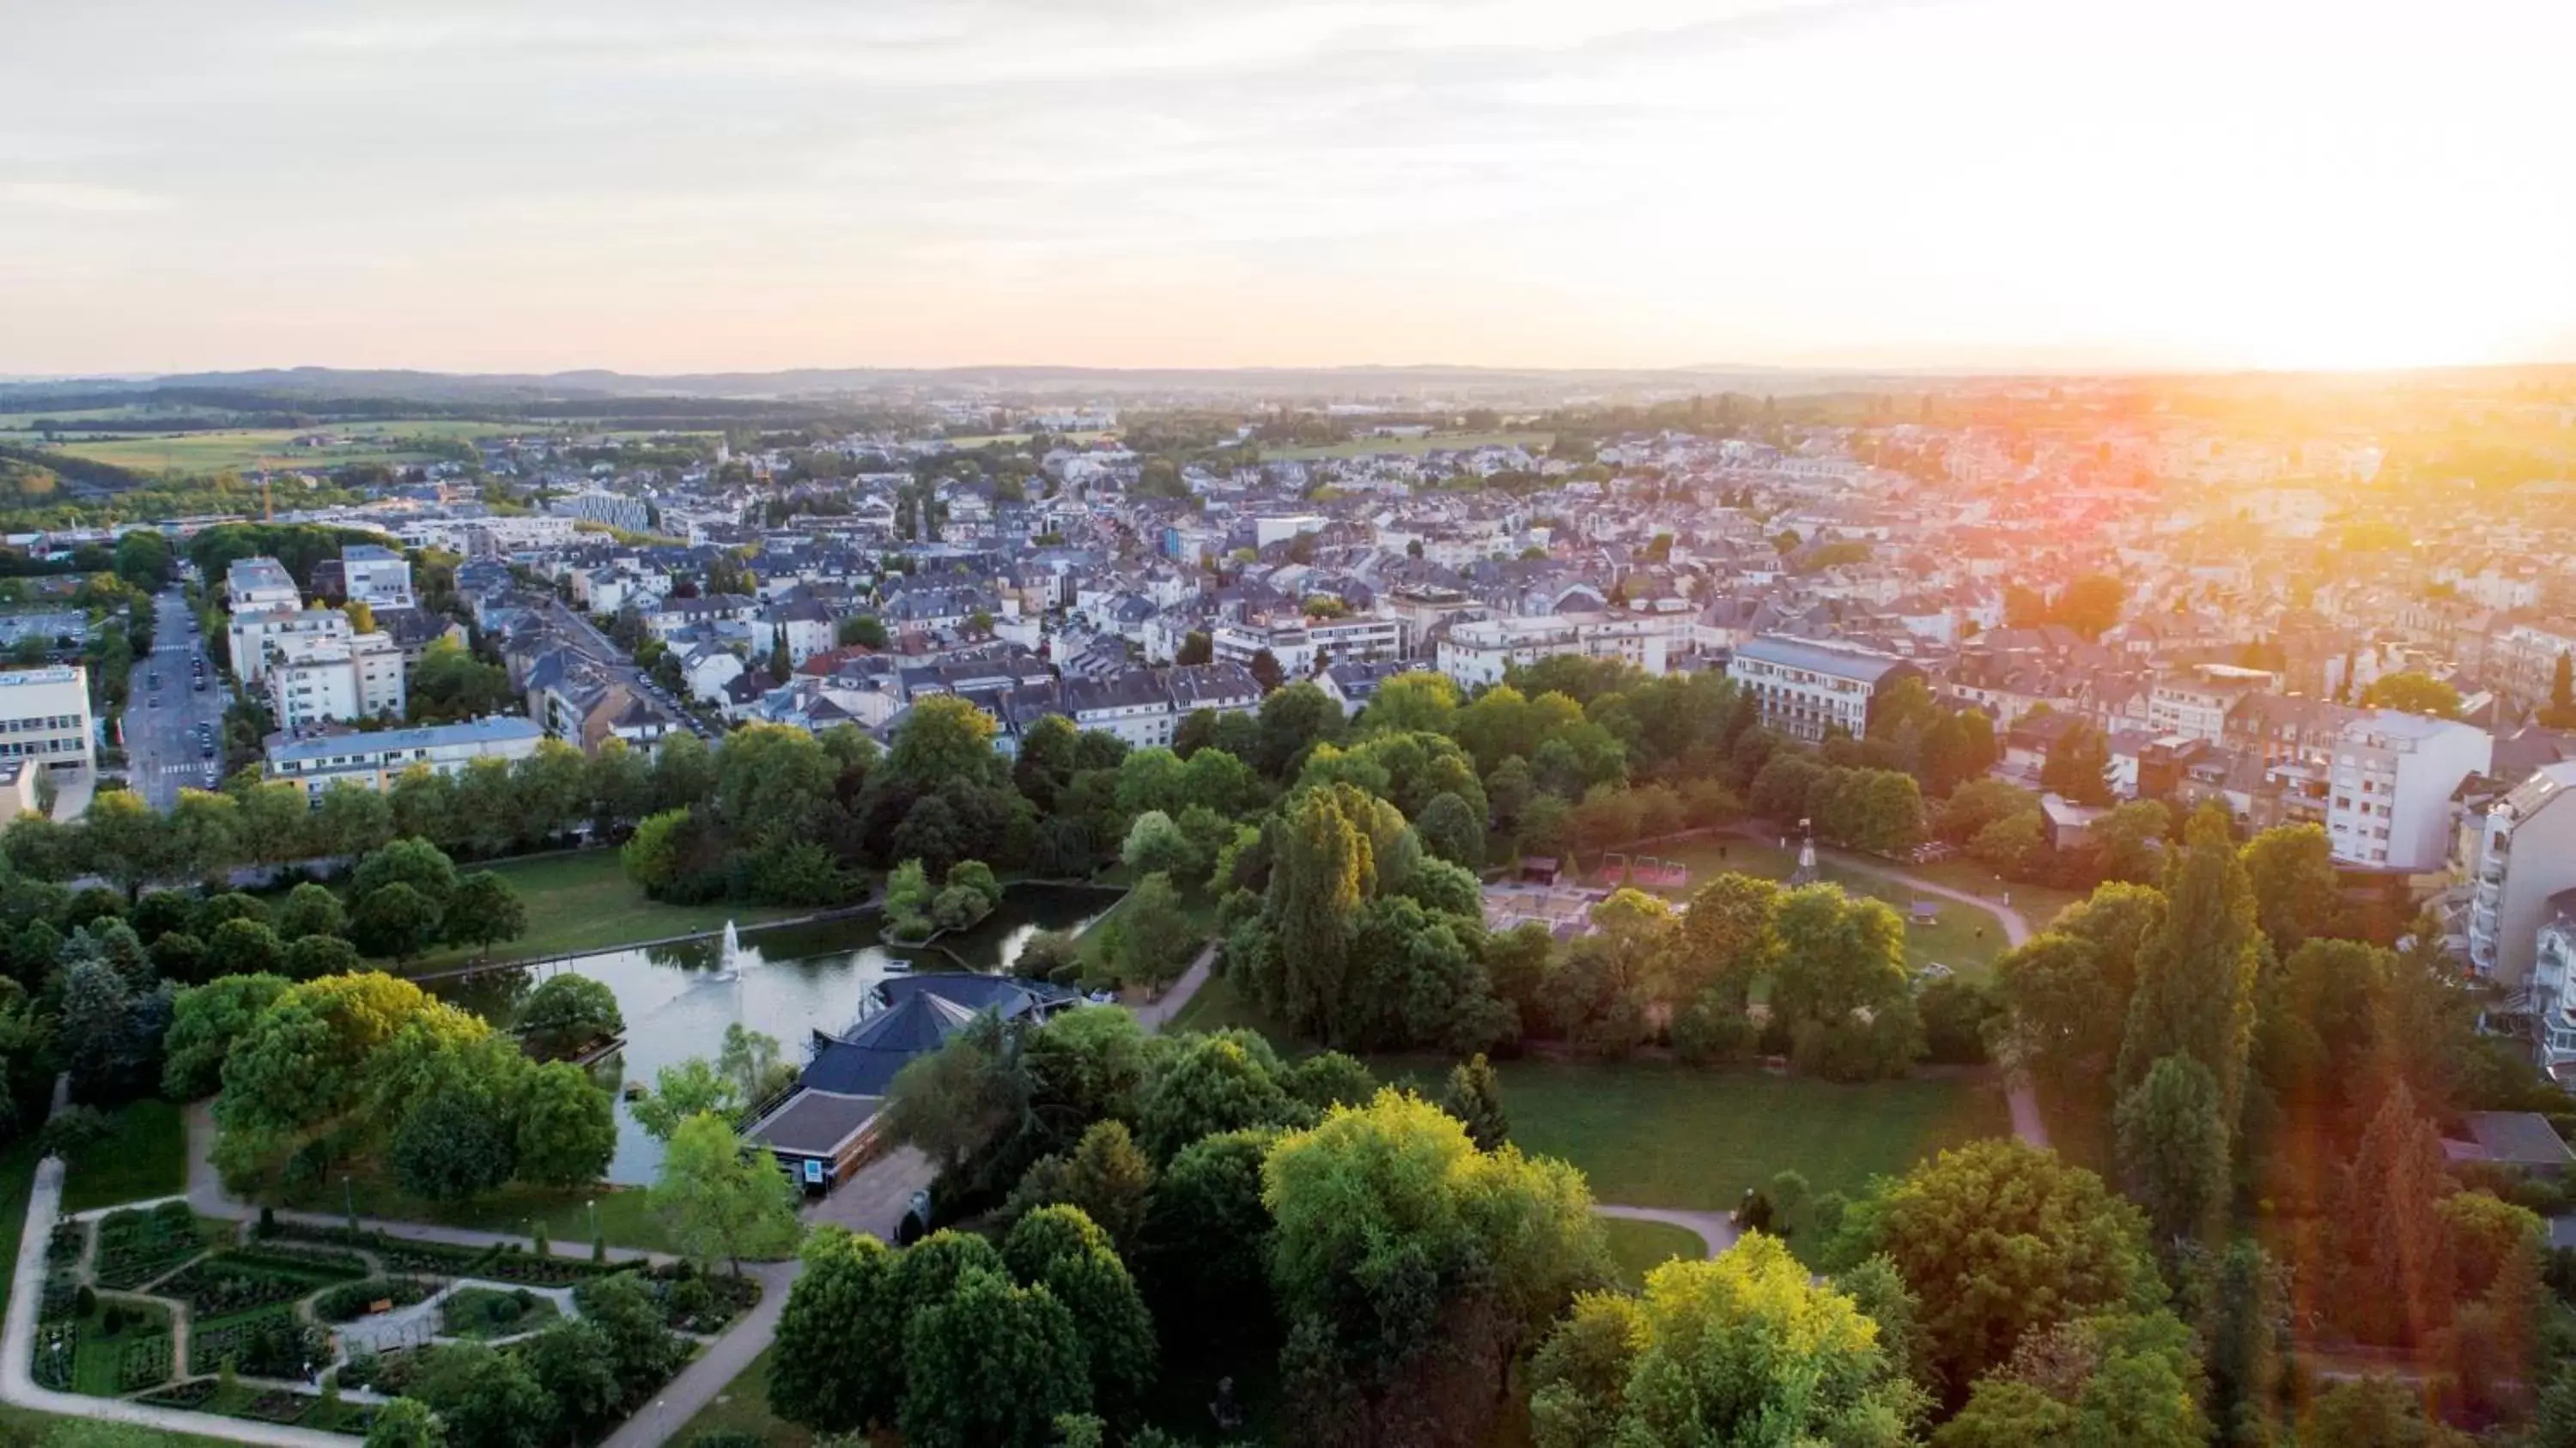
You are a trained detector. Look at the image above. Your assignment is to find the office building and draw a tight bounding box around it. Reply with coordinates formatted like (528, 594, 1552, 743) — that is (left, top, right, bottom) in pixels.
(0, 666, 94, 779)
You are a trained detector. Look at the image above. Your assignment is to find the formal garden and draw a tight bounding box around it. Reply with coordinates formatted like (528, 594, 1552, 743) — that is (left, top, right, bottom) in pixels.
(27, 1198, 758, 1438)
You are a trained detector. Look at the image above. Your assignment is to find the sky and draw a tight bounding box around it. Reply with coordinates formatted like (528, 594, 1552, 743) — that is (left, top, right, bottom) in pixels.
(5, 0, 2574, 377)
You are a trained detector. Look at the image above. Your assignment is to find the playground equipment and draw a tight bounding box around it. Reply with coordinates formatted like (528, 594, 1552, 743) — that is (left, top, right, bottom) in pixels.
(1599, 851, 1690, 891)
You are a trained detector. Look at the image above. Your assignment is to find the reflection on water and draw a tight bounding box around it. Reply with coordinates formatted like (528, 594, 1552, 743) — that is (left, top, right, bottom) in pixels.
(432, 884, 1119, 1184)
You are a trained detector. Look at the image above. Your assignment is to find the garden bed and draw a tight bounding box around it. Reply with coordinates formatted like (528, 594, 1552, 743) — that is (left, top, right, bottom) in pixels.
(439, 1286, 560, 1341)
(139, 1378, 217, 1409)
(157, 1252, 358, 1317)
(188, 1308, 330, 1380)
(618, 1263, 762, 1335)
(313, 1276, 439, 1323)
(90, 1202, 223, 1290)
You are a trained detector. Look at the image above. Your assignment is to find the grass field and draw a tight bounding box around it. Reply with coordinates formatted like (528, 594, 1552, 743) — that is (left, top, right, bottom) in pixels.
(674, 1347, 814, 1448)
(1643, 837, 2015, 977)
(273, 1167, 675, 1254)
(938, 429, 1112, 450)
(1265, 430, 1552, 461)
(1485, 1056, 2010, 1214)
(61, 1099, 187, 1214)
(1601, 1218, 1707, 1288)
(1163, 969, 1293, 1042)
(404, 849, 808, 971)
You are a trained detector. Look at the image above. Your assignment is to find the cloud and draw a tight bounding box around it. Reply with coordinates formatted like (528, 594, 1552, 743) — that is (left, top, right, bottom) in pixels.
(0, 181, 164, 215)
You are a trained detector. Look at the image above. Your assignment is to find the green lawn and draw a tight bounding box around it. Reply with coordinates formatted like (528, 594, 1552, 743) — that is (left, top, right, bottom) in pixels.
(1902, 858, 2081, 934)
(1489, 1057, 2011, 1214)
(1164, 969, 1295, 1043)
(1266, 430, 1553, 460)
(404, 849, 807, 971)
(47, 420, 507, 474)
(1638, 838, 2014, 977)
(1601, 1218, 1706, 1289)
(61, 1099, 187, 1214)
(272, 1167, 675, 1254)
(673, 1346, 814, 1448)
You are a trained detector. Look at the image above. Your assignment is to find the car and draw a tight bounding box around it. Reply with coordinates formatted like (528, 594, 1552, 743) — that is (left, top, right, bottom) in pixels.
(193, 678, 206, 692)
(199, 745, 215, 759)
(147, 696, 159, 709)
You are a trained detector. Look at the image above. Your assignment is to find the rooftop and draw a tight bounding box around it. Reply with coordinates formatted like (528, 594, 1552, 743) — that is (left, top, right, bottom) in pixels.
(268, 714, 543, 764)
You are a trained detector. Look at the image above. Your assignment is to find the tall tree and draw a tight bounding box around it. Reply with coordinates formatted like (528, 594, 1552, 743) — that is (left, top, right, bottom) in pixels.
(2118, 806, 2260, 1139)
(2239, 823, 2342, 956)
(648, 1111, 804, 1275)
(2113, 1052, 2230, 1248)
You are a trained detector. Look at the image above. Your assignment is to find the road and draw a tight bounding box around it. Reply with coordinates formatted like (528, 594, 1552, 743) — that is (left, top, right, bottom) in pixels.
(118, 587, 226, 808)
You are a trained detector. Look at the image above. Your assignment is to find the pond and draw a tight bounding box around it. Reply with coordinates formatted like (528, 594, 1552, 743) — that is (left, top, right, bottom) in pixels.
(433, 883, 1121, 1183)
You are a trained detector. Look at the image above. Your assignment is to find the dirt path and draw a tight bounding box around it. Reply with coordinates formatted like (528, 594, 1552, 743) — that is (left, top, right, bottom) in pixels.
(1595, 1204, 1740, 1259)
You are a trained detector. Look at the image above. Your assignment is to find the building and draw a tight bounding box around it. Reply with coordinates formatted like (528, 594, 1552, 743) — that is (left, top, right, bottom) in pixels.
(2324, 710, 2492, 871)
(1725, 636, 1923, 743)
(228, 608, 353, 685)
(266, 632, 407, 731)
(555, 489, 651, 534)
(1211, 613, 1407, 678)
(340, 545, 416, 610)
(2148, 665, 2275, 744)
(223, 557, 300, 613)
(264, 715, 545, 800)
(2464, 760, 2576, 991)
(0, 760, 39, 825)
(0, 666, 94, 781)
(1437, 611, 1685, 688)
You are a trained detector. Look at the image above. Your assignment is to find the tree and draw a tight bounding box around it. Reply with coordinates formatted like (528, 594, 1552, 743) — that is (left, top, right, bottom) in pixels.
(886, 694, 1005, 790)
(2053, 574, 2126, 641)
(770, 1226, 903, 1433)
(362, 1396, 447, 1448)
(2039, 724, 2113, 806)
(1248, 648, 1285, 694)
(1106, 871, 1195, 992)
(162, 974, 289, 1099)
(1012, 1120, 1156, 1259)
(353, 881, 443, 962)
(443, 872, 526, 957)
(274, 882, 348, 943)
(1936, 1312, 2209, 1448)
(1438, 1053, 1509, 1149)
(1001, 1206, 1157, 1420)
(517, 974, 622, 1056)
(519, 1323, 622, 1441)
(839, 613, 889, 649)
(80, 790, 170, 896)
(1362, 672, 1459, 736)
(2118, 806, 2260, 1135)
(1265, 1091, 1608, 1445)
(1174, 630, 1212, 666)
(2359, 672, 2462, 719)
(2335, 1082, 2455, 1347)
(2304, 1376, 2473, 1448)
(510, 1060, 617, 1189)
(1118, 810, 1194, 878)
(284, 934, 359, 981)
(353, 837, 459, 907)
(2114, 1053, 2230, 1248)
(420, 1341, 553, 1448)
(1139, 1128, 1276, 1354)
(899, 1266, 1091, 1448)
(1859, 1139, 2153, 1395)
(2239, 823, 2341, 955)
(391, 1082, 518, 1204)
(204, 917, 286, 978)
(1529, 1236, 1923, 1448)
(1770, 885, 1920, 1080)
(649, 1112, 804, 1275)
(1136, 1031, 1303, 1162)
(1413, 791, 1485, 869)
(1255, 681, 1344, 776)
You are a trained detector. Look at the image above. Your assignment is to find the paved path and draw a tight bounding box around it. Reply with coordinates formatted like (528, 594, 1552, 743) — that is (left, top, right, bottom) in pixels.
(1130, 940, 1219, 1032)
(1711, 825, 2052, 1150)
(0, 1155, 355, 1447)
(1595, 1204, 1739, 1259)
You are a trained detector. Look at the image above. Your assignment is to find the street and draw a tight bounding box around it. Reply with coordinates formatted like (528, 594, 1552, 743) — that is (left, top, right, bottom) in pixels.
(118, 587, 228, 809)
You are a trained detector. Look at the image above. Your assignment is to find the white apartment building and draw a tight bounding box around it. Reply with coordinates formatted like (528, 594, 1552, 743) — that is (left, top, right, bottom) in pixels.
(2525, 901, 2576, 1080)
(266, 632, 407, 731)
(0, 666, 95, 778)
(341, 545, 416, 609)
(2148, 664, 2275, 744)
(1212, 614, 1407, 678)
(264, 715, 544, 800)
(1725, 636, 1921, 743)
(2463, 761, 2576, 991)
(1437, 611, 1685, 689)
(225, 557, 300, 612)
(228, 609, 352, 685)
(2324, 710, 2492, 872)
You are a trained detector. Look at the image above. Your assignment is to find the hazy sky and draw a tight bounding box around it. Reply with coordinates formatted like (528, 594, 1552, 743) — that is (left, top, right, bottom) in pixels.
(6, 0, 2573, 376)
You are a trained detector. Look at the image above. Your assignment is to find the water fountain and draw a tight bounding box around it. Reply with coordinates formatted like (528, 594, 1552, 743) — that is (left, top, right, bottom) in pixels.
(720, 918, 739, 966)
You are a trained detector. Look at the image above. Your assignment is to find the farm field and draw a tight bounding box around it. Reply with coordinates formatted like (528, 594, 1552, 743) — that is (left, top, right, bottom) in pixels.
(43, 418, 506, 473)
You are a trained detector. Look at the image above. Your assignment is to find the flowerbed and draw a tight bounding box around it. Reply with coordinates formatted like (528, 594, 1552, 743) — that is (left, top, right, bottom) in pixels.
(91, 1202, 217, 1290)
(188, 1310, 329, 1380)
(139, 1378, 216, 1409)
(313, 1276, 439, 1323)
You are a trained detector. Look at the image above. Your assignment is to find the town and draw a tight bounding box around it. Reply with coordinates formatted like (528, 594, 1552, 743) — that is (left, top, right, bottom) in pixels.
(0, 368, 2562, 1448)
